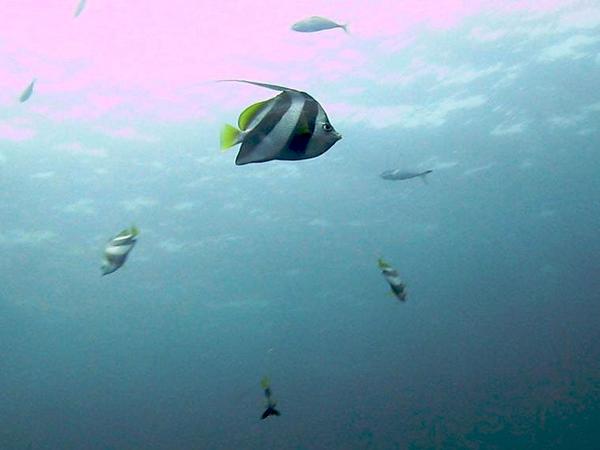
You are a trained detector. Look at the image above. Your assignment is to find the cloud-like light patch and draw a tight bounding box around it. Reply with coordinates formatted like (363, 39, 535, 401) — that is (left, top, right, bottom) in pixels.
(547, 101, 600, 128)
(469, 26, 509, 42)
(491, 121, 527, 136)
(157, 239, 186, 253)
(519, 159, 535, 170)
(0, 121, 36, 141)
(308, 218, 332, 228)
(119, 196, 158, 212)
(55, 141, 107, 157)
(0, 151, 6, 165)
(538, 34, 600, 62)
(557, 6, 600, 31)
(63, 199, 97, 216)
(437, 63, 503, 87)
(0, 229, 56, 246)
(95, 126, 158, 143)
(332, 94, 487, 129)
(463, 163, 496, 176)
(30, 171, 55, 179)
(172, 202, 195, 212)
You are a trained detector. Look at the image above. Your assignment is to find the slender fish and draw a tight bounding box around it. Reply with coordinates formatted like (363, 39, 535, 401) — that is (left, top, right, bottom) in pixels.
(380, 169, 433, 183)
(19, 79, 36, 103)
(291, 16, 348, 33)
(74, 0, 87, 17)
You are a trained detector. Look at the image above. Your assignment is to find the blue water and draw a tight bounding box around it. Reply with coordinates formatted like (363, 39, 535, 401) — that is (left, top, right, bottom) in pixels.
(2, 9, 600, 450)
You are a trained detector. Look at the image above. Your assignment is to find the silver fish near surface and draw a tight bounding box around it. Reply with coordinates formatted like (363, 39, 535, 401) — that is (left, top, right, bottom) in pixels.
(220, 80, 342, 165)
(291, 16, 348, 33)
(378, 258, 407, 302)
(380, 169, 433, 183)
(101, 226, 139, 276)
(74, 0, 87, 18)
(19, 79, 36, 103)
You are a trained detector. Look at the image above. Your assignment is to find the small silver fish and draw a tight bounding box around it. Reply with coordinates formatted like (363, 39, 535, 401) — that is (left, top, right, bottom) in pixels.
(220, 80, 342, 165)
(380, 169, 433, 183)
(291, 16, 348, 33)
(74, 0, 87, 18)
(378, 258, 407, 302)
(19, 79, 36, 103)
(101, 226, 139, 276)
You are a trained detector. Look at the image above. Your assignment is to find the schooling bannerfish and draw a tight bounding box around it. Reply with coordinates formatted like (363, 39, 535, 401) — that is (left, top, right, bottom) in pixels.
(101, 226, 139, 276)
(19, 79, 36, 103)
(260, 377, 281, 420)
(378, 258, 407, 302)
(220, 80, 342, 165)
(380, 169, 433, 183)
(74, 0, 87, 18)
(291, 16, 348, 33)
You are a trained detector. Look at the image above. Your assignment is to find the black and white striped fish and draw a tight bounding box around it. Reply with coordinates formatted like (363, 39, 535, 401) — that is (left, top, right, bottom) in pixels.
(101, 226, 139, 276)
(220, 80, 342, 165)
(378, 258, 407, 302)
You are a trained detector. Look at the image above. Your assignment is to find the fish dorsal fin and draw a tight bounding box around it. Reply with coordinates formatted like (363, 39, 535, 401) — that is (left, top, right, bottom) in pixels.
(116, 229, 130, 238)
(217, 79, 300, 93)
(238, 99, 271, 131)
(378, 258, 391, 269)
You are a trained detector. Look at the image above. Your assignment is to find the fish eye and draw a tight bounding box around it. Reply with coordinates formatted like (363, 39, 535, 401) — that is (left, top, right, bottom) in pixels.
(322, 123, 333, 132)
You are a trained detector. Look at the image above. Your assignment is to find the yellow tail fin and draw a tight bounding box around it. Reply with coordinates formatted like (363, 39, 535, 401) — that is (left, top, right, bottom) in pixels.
(220, 124, 242, 151)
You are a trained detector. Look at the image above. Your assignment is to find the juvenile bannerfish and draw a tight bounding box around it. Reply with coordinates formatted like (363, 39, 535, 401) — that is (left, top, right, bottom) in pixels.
(260, 377, 281, 420)
(101, 226, 139, 276)
(291, 16, 348, 33)
(220, 80, 342, 165)
(19, 79, 36, 103)
(380, 169, 433, 184)
(378, 258, 407, 302)
(74, 0, 87, 18)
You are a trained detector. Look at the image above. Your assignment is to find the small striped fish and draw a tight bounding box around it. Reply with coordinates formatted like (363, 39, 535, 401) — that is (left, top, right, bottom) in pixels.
(378, 258, 407, 302)
(220, 80, 342, 165)
(101, 226, 139, 276)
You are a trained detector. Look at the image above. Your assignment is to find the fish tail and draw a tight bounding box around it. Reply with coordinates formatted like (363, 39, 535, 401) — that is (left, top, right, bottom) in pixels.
(220, 124, 243, 151)
(341, 23, 350, 34)
(419, 171, 431, 185)
(261, 406, 281, 419)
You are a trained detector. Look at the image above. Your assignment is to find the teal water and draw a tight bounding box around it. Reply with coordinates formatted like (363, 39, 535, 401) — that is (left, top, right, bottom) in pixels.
(2, 10, 600, 450)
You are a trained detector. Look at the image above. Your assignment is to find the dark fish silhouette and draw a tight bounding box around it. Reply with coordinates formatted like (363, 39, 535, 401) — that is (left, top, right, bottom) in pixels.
(260, 376, 281, 420)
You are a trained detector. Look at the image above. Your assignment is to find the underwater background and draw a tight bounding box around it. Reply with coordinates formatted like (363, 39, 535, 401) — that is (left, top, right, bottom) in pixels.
(1, 1, 599, 449)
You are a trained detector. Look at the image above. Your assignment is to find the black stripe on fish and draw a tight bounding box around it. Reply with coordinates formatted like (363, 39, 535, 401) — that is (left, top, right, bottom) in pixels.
(236, 92, 293, 164)
(285, 94, 318, 155)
